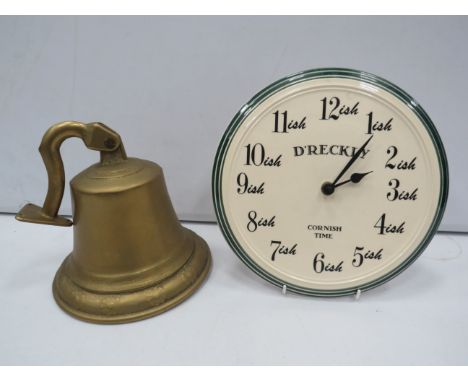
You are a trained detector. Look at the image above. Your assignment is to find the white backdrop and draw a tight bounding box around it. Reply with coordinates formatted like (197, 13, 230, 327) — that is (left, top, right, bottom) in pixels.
(0, 16, 466, 231)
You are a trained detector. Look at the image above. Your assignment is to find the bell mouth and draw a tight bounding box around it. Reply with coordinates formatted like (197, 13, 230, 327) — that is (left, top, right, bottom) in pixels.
(52, 228, 211, 324)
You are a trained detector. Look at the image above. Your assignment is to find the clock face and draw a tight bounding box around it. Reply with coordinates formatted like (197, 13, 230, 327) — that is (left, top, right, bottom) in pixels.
(213, 68, 449, 296)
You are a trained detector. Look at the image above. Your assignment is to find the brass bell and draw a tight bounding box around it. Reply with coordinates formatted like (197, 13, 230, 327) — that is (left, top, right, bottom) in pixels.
(16, 121, 212, 324)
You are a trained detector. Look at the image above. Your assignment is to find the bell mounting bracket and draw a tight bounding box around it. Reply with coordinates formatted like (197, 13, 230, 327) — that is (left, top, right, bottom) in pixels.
(16, 121, 126, 226)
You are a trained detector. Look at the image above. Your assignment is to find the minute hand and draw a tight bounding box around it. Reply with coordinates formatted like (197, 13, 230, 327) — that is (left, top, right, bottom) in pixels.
(332, 135, 373, 186)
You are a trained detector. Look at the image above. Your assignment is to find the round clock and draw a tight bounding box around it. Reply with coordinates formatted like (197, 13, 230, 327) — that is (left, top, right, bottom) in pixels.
(212, 68, 449, 296)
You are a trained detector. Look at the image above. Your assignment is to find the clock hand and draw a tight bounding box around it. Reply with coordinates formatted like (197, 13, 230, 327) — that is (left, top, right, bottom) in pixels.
(334, 171, 373, 188)
(321, 171, 373, 195)
(332, 134, 374, 186)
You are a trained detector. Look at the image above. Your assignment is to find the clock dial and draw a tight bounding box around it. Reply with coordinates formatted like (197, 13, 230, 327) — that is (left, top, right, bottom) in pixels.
(213, 68, 448, 296)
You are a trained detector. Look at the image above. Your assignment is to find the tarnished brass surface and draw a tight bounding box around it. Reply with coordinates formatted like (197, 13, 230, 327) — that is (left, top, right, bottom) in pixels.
(16, 121, 212, 324)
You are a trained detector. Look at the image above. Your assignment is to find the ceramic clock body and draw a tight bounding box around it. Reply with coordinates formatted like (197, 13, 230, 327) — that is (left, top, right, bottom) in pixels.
(213, 68, 448, 296)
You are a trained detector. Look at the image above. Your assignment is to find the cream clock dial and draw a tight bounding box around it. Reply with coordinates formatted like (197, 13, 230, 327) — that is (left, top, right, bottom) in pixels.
(213, 68, 449, 296)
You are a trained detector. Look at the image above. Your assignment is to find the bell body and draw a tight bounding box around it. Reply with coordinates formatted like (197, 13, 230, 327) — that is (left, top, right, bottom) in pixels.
(16, 122, 211, 324)
(53, 157, 211, 323)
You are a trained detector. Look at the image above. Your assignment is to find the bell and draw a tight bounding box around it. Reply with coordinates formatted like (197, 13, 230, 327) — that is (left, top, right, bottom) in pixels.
(16, 121, 212, 324)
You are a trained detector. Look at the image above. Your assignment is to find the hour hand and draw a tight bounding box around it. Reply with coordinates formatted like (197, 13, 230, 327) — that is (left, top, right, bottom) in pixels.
(322, 171, 373, 195)
(335, 171, 373, 188)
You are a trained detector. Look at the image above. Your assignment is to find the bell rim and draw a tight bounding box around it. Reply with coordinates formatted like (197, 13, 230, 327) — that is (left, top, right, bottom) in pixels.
(52, 229, 212, 324)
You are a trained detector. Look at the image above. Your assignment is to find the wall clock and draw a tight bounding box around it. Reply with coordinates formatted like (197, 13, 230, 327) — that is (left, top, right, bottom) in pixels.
(212, 68, 448, 296)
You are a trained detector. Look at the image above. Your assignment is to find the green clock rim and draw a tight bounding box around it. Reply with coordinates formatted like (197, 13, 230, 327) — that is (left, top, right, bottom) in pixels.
(212, 67, 449, 297)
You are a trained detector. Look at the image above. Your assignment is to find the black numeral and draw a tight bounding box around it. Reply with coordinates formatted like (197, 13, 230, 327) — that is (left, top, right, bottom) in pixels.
(273, 110, 288, 133)
(374, 214, 387, 235)
(247, 210, 275, 232)
(313, 252, 326, 273)
(387, 178, 418, 201)
(320, 97, 340, 120)
(352, 246, 383, 267)
(244, 144, 282, 167)
(385, 146, 398, 169)
(386, 145, 417, 170)
(270, 240, 297, 261)
(236, 172, 265, 195)
(245, 143, 265, 166)
(374, 213, 405, 235)
(313, 253, 343, 273)
(273, 110, 306, 133)
(367, 112, 392, 134)
(387, 178, 400, 201)
(320, 97, 359, 120)
(352, 246, 365, 267)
